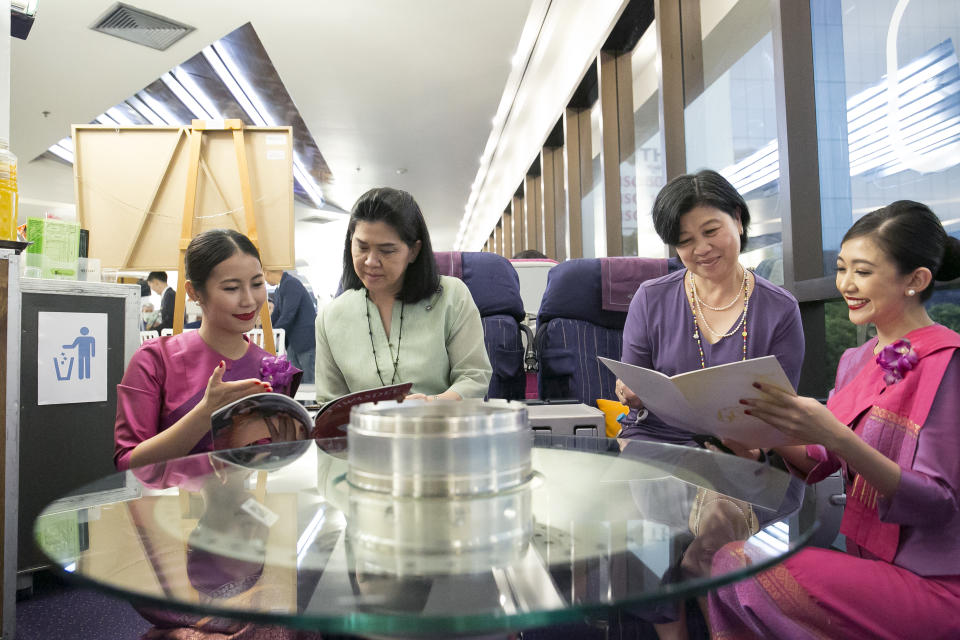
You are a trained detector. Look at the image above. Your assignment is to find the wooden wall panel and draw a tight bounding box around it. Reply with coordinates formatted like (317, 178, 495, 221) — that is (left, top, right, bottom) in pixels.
(524, 175, 540, 252)
(599, 52, 623, 257)
(512, 194, 525, 252)
(540, 150, 557, 259)
(549, 147, 568, 261)
(562, 109, 582, 259)
(655, 0, 687, 180)
(503, 210, 513, 258)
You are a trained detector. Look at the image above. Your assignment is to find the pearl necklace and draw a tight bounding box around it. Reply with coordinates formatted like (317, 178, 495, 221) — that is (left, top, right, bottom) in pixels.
(687, 271, 749, 368)
(365, 293, 404, 386)
(691, 266, 748, 311)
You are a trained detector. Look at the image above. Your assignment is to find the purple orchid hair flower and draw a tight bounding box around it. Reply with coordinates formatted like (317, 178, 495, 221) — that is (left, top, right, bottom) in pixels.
(876, 338, 918, 385)
(260, 355, 295, 391)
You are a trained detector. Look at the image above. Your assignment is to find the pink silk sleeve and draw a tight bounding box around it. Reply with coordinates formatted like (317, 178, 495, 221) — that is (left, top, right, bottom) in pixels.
(780, 443, 840, 482)
(800, 444, 842, 484)
(114, 345, 166, 471)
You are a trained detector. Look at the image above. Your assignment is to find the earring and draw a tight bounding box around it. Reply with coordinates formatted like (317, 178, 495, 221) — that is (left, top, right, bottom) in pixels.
(907, 289, 916, 297)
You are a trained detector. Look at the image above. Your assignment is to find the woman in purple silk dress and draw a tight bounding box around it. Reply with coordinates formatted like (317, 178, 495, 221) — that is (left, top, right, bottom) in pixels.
(711, 201, 960, 639)
(114, 228, 301, 471)
(608, 170, 804, 640)
(614, 169, 804, 445)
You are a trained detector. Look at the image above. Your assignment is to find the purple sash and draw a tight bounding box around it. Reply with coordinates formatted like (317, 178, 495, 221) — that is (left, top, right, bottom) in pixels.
(826, 324, 960, 561)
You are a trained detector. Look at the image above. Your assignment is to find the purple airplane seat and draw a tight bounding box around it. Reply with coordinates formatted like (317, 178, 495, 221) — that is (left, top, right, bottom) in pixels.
(435, 251, 527, 400)
(535, 257, 681, 403)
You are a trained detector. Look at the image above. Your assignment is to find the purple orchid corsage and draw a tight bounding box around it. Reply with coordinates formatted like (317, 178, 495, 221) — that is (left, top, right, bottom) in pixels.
(260, 355, 295, 391)
(876, 338, 918, 385)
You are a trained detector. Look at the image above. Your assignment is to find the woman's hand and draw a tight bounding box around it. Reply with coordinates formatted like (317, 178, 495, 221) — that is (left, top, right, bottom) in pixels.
(404, 391, 462, 402)
(198, 361, 272, 416)
(705, 438, 764, 462)
(615, 378, 644, 410)
(740, 382, 846, 448)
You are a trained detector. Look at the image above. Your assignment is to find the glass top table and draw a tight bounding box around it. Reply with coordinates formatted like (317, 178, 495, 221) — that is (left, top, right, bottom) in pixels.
(34, 435, 815, 637)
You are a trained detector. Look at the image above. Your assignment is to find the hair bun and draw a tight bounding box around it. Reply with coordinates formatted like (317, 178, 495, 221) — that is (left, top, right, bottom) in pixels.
(935, 235, 960, 282)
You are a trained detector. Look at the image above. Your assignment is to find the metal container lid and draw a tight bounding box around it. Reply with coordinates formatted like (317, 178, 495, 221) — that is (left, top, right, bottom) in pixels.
(349, 399, 528, 437)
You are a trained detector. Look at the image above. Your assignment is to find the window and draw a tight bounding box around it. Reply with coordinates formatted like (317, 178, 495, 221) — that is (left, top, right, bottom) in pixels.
(685, 0, 783, 283)
(581, 99, 607, 257)
(630, 22, 667, 258)
(813, 0, 960, 275)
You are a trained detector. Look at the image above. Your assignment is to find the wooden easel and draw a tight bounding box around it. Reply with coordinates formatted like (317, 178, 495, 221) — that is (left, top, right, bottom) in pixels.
(172, 119, 276, 354)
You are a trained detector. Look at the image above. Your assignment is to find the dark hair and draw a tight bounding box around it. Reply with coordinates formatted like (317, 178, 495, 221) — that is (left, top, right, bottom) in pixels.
(842, 200, 960, 302)
(185, 229, 261, 295)
(512, 249, 549, 259)
(146, 271, 167, 283)
(651, 169, 751, 250)
(341, 187, 439, 303)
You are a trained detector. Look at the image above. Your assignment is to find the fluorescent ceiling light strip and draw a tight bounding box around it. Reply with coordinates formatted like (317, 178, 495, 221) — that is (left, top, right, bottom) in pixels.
(127, 95, 168, 125)
(737, 172, 779, 195)
(202, 46, 268, 126)
(851, 104, 959, 167)
(162, 72, 213, 120)
(106, 106, 136, 126)
(766, 521, 791, 543)
(172, 67, 222, 120)
(205, 42, 324, 206)
(137, 91, 179, 126)
(749, 531, 788, 555)
(94, 112, 119, 126)
(897, 87, 959, 125)
(728, 153, 778, 182)
(848, 60, 950, 124)
(49, 144, 75, 163)
(292, 162, 325, 207)
(211, 42, 275, 126)
(908, 121, 960, 154)
(58, 137, 75, 152)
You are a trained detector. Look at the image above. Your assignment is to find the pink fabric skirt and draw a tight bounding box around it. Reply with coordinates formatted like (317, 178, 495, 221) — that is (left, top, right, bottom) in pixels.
(708, 543, 960, 639)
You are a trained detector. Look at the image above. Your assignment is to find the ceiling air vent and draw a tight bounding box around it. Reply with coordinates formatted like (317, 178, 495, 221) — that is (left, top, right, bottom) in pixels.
(90, 3, 194, 51)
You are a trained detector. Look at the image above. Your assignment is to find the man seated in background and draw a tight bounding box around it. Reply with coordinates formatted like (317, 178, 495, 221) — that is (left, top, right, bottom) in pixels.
(264, 270, 317, 384)
(146, 271, 176, 332)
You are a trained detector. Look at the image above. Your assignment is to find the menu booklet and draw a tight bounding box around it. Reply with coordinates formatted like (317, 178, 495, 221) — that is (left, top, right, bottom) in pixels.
(598, 356, 799, 448)
(210, 382, 413, 447)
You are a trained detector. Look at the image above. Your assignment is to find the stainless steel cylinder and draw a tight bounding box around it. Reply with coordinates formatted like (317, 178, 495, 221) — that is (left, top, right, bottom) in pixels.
(347, 399, 532, 497)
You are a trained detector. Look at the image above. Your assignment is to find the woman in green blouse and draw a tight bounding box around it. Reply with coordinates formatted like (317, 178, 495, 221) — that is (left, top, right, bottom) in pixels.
(314, 187, 492, 404)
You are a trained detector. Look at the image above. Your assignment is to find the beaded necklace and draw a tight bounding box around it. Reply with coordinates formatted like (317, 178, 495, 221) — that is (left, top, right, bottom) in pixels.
(691, 266, 748, 311)
(365, 293, 404, 386)
(687, 270, 749, 368)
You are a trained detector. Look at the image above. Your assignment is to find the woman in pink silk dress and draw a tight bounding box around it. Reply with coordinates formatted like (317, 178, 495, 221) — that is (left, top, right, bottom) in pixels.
(114, 229, 315, 639)
(710, 201, 960, 639)
(114, 229, 302, 472)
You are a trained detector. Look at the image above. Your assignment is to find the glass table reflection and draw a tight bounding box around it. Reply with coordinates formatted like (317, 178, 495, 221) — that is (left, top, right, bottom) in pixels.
(34, 435, 816, 637)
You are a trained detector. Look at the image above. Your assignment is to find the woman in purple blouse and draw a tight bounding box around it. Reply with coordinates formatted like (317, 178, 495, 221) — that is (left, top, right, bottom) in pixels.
(615, 169, 804, 445)
(114, 229, 301, 471)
